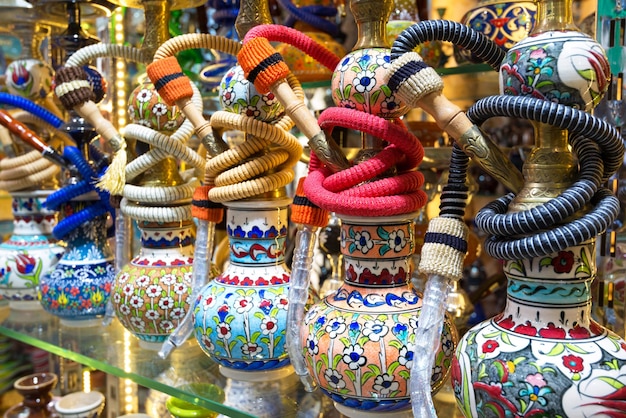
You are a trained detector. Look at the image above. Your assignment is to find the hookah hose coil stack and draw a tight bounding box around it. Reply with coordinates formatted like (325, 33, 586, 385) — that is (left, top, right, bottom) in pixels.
(0, 93, 68, 192)
(382, 18, 623, 417)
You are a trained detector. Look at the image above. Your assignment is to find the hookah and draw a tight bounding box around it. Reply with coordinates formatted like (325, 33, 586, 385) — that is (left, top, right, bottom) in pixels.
(383, 0, 626, 415)
(234, 0, 461, 415)
(146, 0, 308, 379)
(0, 3, 74, 308)
(0, 98, 66, 310)
(53, 0, 206, 344)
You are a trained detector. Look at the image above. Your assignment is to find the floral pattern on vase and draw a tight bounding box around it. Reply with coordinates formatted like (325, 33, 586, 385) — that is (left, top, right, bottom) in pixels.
(331, 48, 408, 118)
(39, 200, 115, 326)
(452, 242, 626, 417)
(193, 198, 294, 380)
(111, 220, 194, 348)
(302, 215, 457, 414)
(500, 31, 610, 112)
(219, 65, 285, 122)
(456, 1, 537, 63)
(0, 191, 65, 309)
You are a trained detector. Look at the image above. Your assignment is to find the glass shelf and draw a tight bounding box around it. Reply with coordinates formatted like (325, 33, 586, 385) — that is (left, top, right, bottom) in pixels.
(0, 306, 324, 418)
(0, 302, 463, 418)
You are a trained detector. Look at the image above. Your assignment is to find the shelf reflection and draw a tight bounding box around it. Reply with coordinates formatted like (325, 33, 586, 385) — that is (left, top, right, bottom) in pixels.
(0, 307, 463, 417)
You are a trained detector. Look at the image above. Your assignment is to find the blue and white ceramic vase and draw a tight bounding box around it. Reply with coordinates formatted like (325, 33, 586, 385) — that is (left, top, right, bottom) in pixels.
(0, 191, 64, 310)
(111, 220, 195, 349)
(39, 198, 115, 327)
(301, 214, 457, 417)
(193, 198, 294, 381)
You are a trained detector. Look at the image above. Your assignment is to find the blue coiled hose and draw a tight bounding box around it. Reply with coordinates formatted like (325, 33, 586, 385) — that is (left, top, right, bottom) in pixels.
(0, 93, 65, 129)
(44, 145, 113, 240)
(276, 0, 342, 38)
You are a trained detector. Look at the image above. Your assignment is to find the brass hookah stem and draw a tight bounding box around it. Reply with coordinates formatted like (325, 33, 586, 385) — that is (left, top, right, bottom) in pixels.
(235, 0, 274, 39)
(352, 0, 394, 160)
(142, 0, 171, 61)
(509, 123, 577, 212)
(137, 0, 184, 188)
(352, 0, 393, 50)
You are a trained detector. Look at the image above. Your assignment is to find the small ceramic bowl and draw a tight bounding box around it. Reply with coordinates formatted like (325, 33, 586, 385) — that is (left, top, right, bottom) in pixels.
(54, 391, 105, 418)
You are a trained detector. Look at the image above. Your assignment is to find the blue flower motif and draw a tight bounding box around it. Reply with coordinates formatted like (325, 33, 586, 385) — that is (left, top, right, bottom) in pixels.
(264, 226, 278, 238)
(248, 225, 263, 238)
(392, 323, 408, 339)
(230, 225, 246, 237)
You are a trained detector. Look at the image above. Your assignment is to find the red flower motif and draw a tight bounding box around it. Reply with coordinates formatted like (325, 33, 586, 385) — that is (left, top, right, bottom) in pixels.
(450, 356, 462, 387)
(70, 287, 80, 297)
(538, 323, 566, 339)
(346, 264, 357, 281)
(241, 277, 254, 286)
(551, 250, 575, 274)
(41, 284, 49, 295)
(562, 354, 584, 373)
(255, 277, 269, 286)
(569, 325, 591, 339)
(514, 321, 538, 336)
(14, 253, 36, 275)
(497, 314, 516, 330)
(482, 339, 499, 353)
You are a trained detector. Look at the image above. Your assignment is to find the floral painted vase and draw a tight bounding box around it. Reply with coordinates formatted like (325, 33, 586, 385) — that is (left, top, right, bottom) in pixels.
(456, 0, 537, 64)
(193, 198, 294, 381)
(111, 220, 194, 349)
(4, 58, 54, 101)
(219, 65, 285, 122)
(332, 48, 408, 118)
(500, 30, 609, 112)
(301, 214, 457, 417)
(452, 243, 626, 417)
(0, 191, 64, 310)
(39, 200, 115, 327)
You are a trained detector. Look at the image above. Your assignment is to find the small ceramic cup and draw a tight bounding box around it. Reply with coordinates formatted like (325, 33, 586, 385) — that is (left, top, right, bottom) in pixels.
(54, 391, 105, 418)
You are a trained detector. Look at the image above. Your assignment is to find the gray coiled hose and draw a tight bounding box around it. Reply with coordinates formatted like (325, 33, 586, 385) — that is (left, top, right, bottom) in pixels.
(390, 19, 505, 70)
(468, 95, 623, 260)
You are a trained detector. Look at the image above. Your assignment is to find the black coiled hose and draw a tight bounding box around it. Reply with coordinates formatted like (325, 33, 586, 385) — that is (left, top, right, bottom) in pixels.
(390, 20, 505, 70)
(467, 95, 623, 260)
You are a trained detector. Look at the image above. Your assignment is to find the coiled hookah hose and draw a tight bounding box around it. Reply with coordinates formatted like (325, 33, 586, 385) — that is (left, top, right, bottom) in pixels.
(54, 40, 206, 325)
(468, 95, 622, 260)
(43, 145, 113, 242)
(229, 23, 348, 390)
(0, 107, 64, 193)
(384, 19, 623, 417)
(147, 30, 306, 357)
(277, 0, 344, 39)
